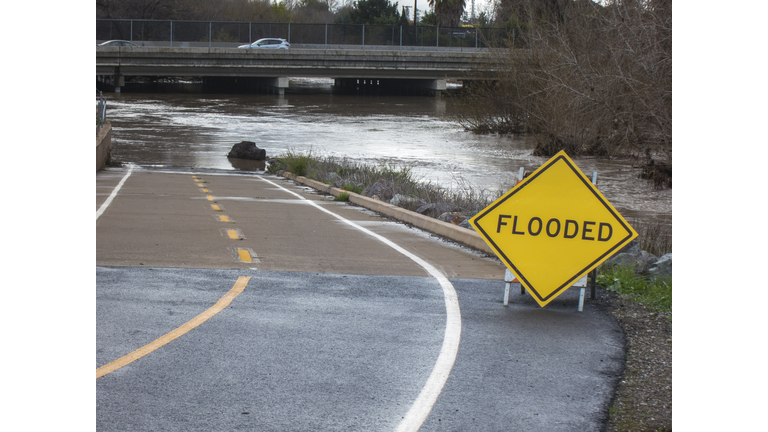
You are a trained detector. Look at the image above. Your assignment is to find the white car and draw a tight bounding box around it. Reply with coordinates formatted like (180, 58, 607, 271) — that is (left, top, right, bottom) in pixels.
(238, 38, 290, 49)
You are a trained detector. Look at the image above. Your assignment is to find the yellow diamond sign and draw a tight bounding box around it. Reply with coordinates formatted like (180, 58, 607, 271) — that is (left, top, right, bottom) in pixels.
(470, 151, 637, 307)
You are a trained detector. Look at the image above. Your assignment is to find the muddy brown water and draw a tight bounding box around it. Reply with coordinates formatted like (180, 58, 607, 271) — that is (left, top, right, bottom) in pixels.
(104, 78, 671, 227)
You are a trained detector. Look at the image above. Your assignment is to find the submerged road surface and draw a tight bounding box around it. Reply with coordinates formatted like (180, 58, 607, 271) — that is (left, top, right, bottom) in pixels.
(96, 165, 624, 431)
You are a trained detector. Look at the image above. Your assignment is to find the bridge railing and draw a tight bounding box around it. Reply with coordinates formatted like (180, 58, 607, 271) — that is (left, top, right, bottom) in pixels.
(96, 19, 520, 51)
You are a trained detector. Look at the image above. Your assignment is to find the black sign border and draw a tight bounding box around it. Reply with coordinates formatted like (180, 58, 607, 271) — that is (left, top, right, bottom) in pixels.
(473, 154, 636, 303)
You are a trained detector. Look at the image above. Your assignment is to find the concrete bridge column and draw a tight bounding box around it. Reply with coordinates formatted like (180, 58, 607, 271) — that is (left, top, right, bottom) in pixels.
(113, 74, 124, 93)
(96, 74, 124, 93)
(266, 77, 289, 95)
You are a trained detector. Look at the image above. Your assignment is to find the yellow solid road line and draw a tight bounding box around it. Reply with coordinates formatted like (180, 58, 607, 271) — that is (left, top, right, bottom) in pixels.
(237, 249, 252, 262)
(227, 229, 240, 239)
(96, 276, 251, 379)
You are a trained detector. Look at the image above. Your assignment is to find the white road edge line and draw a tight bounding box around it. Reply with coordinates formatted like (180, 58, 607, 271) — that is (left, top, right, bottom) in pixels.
(96, 163, 135, 221)
(257, 175, 461, 432)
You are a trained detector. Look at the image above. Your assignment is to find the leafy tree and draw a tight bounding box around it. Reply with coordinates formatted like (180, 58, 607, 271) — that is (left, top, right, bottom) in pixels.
(427, 0, 465, 27)
(294, 0, 333, 22)
(419, 11, 436, 25)
(271, 1, 293, 22)
(333, 5, 356, 24)
(476, 10, 489, 27)
(348, 0, 401, 25)
(223, 0, 272, 22)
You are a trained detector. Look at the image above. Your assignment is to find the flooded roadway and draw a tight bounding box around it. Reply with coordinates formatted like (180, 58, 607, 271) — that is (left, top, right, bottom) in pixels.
(103, 78, 671, 226)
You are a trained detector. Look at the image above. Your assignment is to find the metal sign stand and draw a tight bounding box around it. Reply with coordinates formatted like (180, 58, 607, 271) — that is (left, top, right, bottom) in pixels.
(501, 169, 600, 312)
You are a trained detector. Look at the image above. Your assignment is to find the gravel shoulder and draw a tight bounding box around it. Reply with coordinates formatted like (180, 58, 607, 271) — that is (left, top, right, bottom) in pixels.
(593, 289, 672, 432)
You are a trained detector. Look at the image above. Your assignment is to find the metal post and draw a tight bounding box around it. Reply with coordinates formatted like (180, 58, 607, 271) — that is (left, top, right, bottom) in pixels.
(209, 22, 212, 48)
(590, 171, 599, 299)
(362, 24, 365, 47)
(249, 22, 251, 44)
(436, 26, 439, 50)
(130, 20, 133, 43)
(475, 28, 478, 48)
(170, 21, 173, 46)
(503, 269, 514, 306)
(578, 288, 585, 311)
(288, 23, 291, 43)
(400, 26, 402, 50)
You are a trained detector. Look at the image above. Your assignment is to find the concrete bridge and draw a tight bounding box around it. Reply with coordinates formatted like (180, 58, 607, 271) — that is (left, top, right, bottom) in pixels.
(96, 46, 501, 95)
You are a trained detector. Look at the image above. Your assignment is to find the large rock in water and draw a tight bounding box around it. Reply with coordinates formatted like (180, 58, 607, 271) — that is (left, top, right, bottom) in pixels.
(227, 141, 266, 160)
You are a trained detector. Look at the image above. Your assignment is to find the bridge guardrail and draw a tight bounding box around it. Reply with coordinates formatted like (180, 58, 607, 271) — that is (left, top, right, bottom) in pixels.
(97, 19, 520, 51)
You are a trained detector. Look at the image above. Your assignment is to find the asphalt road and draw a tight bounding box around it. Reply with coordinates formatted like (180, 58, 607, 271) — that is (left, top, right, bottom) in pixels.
(96, 166, 624, 431)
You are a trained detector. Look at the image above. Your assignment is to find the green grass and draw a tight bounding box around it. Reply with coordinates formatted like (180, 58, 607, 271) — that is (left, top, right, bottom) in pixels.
(333, 192, 350, 201)
(341, 183, 365, 194)
(597, 264, 672, 312)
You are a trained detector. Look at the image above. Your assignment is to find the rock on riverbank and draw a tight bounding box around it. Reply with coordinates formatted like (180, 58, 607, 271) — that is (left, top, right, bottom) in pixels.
(227, 141, 267, 160)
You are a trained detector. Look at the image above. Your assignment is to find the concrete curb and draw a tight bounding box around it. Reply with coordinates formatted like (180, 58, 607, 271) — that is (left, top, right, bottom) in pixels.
(97, 124, 112, 172)
(279, 171, 496, 255)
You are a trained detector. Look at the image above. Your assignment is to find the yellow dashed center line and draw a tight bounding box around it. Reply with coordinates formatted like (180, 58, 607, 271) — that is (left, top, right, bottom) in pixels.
(197, 183, 204, 187)
(96, 276, 251, 379)
(219, 215, 231, 222)
(227, 229, 240, 239)
(237, 249, 252, 262)
(211, 204, 221, 211)
(207, 195, 214, 201)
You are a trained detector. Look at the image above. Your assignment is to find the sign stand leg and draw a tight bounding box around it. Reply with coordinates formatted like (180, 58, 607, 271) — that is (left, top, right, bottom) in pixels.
(578, 288, 585, 311)
(503, 268, 515, 306)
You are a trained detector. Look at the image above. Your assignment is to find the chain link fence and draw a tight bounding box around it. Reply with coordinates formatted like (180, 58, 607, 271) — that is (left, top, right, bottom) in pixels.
(97, 19, 519, 50)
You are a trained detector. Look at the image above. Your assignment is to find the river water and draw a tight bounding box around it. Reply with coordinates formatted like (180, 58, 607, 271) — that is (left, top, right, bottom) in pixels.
(104, 78, 671, 226)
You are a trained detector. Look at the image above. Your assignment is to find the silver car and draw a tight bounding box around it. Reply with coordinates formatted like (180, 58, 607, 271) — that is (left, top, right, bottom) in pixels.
(99, 40, 139, 47)
(238, 38, 290, 50)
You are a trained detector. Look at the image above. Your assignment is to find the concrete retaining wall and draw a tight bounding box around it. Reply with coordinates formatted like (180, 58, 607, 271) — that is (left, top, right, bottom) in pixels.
(280, 171, 496, 255)
(97, 124, 112, 171)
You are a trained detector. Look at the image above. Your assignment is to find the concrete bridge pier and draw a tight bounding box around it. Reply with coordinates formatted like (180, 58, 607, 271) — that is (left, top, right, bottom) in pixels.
(266, 77, 289, 95)
(97, 74, 124, 93)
